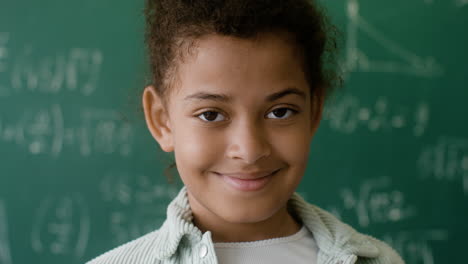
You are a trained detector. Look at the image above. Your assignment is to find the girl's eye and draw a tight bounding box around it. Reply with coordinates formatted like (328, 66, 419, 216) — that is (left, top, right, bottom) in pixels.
(196, 108, 298, 123)
(266, 108, 298, 119)
(198, 111, 226, 122)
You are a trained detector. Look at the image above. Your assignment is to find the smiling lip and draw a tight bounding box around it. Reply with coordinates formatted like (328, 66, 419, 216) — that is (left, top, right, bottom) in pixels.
(217, 169, 280, 192)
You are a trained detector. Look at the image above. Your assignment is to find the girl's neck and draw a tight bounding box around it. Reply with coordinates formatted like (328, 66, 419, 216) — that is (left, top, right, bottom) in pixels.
(189, 195, 302, 243)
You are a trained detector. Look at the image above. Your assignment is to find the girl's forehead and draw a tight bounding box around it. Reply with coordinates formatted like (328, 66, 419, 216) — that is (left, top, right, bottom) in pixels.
(173, 32, 307, 95)
(191, 31, 302, 65)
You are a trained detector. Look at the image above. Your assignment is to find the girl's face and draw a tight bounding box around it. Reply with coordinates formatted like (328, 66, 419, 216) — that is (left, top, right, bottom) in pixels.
(143, 31, 322, 232)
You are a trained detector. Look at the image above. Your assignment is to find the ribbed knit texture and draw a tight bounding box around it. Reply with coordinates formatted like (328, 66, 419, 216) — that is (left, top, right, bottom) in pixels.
(86, 187, 405, 264)
(213, 225, 319, 263)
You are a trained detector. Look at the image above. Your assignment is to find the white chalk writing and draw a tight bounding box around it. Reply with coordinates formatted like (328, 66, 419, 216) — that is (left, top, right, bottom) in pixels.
(324, 95, 429, 136)
(331, 176, 416, 227)
(0, 105, 133, 157)
(100, 171, 180, 245)
(455, 0, 468, 7)
(0, 32, 9, 97)
(3, 45, 103, 96)
(418, 136, 468, 195)
(384, 230, 449, 264)
(0, 200, 12, 264)
(427, 0, 468, 7)
(31, 194, 90, 258)
(344, 0, 444, 78)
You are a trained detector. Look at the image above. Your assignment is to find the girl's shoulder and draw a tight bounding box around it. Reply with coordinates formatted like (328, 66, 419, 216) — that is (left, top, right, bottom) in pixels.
(289, 193, 405, 263)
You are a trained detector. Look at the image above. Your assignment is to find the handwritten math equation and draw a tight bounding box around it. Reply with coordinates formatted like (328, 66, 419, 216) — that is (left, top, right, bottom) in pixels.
(324, 176, 448, 263)
(100, 172, 180, 245)
(0, 172, 179, 263)
(418, 136, 468, 195)
(323, 95, 430, 136)
(0, 32, 103, 97)
(0, 105, 133, 157)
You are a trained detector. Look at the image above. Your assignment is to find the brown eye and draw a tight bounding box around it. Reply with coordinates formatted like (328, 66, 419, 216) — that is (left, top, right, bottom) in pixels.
(197, 108, 298, 123)
(267, 108, 298, 119)
(198, 111, 225, 122)
(273, 108, 287, 117)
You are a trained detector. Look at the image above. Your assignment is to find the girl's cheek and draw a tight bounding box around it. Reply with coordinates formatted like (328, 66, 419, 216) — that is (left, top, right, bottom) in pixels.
(276, 126, 311, 166)
(177, 128, 222, 168)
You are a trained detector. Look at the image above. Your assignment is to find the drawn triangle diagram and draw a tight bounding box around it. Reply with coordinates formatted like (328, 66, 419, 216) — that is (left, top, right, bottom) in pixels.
(344, 0, 444, 78)
(455, 0, 468, 8)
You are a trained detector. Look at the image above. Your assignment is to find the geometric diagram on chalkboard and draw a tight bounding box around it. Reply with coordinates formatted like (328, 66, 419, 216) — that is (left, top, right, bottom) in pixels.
(0, 200, 12, 264)
(455, 0, 468, 8)
(343, 0, 444, 78)
(430, 0, 468, 7)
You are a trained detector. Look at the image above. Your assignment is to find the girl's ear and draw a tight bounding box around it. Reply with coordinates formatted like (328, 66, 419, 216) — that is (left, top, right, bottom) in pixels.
(142, 85, 174, 152)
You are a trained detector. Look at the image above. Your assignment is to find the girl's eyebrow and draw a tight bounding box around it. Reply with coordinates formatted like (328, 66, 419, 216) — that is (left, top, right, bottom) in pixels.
(184, 87, 306, 103)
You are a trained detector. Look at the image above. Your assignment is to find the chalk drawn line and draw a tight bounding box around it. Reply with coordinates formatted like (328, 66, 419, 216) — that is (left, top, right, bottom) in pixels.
(344, 0, 444, 78)
(0, 200, 13, 264)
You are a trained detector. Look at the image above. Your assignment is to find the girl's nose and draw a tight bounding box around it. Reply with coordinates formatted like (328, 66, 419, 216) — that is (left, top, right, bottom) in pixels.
(225, 120, 271, 165)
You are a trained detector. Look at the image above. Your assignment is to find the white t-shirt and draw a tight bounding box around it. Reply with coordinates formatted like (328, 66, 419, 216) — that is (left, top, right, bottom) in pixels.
(213, 225, 319, 264)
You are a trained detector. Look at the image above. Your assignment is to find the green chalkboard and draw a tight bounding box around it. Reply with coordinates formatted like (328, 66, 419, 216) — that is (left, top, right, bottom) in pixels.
(0, 0, 467, 263)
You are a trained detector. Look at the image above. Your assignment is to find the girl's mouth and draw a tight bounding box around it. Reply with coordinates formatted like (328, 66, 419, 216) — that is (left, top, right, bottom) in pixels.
(217, 169, 280, 192)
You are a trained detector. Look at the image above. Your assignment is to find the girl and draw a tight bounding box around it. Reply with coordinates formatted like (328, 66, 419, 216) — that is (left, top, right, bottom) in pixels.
(88, 0, 404, 263)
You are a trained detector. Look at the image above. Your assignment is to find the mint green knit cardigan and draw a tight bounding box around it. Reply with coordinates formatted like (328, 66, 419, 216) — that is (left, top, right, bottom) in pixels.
(87, 187, 404, 264)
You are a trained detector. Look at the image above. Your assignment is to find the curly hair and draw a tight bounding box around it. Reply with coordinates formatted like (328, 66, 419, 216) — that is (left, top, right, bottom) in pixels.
(143, 0, 342, 181)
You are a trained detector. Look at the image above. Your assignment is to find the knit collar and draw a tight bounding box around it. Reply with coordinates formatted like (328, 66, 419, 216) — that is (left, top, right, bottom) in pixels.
(153, 186, 380, 260)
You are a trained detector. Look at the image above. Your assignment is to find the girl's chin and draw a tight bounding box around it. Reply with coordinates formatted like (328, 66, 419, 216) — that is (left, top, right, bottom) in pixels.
(213, 202, 284, 224)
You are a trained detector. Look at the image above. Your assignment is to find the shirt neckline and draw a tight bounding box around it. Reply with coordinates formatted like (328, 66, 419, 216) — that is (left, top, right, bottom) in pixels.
(213, 225, 310, 248)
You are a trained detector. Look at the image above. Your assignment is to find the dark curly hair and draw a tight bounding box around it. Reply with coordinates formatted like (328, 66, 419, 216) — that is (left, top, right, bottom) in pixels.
(143, 0, 342, 182)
